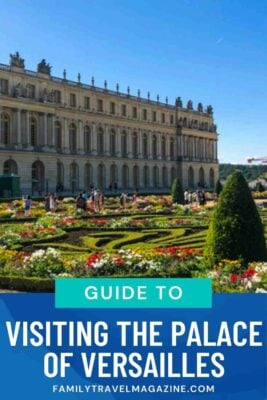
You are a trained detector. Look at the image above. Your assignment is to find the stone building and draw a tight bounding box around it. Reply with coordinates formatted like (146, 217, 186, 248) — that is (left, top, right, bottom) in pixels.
(0, 52, 218, 195)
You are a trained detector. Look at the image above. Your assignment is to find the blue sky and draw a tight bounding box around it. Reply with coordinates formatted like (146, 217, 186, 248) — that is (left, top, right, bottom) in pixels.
(0, 0, 266, 164)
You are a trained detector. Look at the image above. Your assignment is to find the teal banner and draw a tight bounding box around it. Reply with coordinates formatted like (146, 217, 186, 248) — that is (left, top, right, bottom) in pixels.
(55, 278, 212, 308)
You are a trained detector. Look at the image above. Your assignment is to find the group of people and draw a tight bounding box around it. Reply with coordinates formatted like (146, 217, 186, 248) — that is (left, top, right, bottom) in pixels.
(76, 189, 104, 213)
(184, 189, 207, 206)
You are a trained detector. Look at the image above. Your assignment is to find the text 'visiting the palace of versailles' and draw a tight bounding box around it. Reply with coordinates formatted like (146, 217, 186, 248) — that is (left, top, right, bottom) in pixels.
(0, 52, 218, 195)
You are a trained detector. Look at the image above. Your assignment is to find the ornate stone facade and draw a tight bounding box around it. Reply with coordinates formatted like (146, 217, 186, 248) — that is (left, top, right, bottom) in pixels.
(0, 54, 218, 195)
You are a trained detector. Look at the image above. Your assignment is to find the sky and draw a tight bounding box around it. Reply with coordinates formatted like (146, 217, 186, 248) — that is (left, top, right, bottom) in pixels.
(0, 0, 266, 164)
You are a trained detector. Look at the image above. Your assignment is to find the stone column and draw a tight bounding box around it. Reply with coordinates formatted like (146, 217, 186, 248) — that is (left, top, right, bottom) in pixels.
(42, 113, 48, 148)
(116, 126, 121, 157)
(127, 127, 132, 158)
(63, 117, 70, 153)
(147, 131, 151, 160)
(157, 133, 161, 160)
(25, 111, 30, 147)
(91, 123, 97, 155)
(16, 109, 22, 147)
(104, 124, 110, 156)
(215, 139, 218, 161)
(165, 135, 170, 160)
(50, 114, 56, 149)
(78, 120, 83, 154)
(138, 128, 143, 158)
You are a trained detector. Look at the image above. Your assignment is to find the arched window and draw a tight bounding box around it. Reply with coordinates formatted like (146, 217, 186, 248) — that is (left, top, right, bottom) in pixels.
(162, 166, 168, 187)
(1, 113, 10, 145)
(143, 165, 149, 188)
(188, 166, 194, 188)
(110, 129, 116, 156)
(170, 137, 174, 160)
(152, 135, 157, 159)
(69, 123, 77, 152)
(32, 160, 45, 194)
(70, 162, 79, 193)
(161, 136, 166, 159)
(133, 165, 140, 190)
(110, 164, 118, 187)
(3, 159, 18, 175)
(56, 161, 64, 190)
(97, 127, 104, 155)
(199, 167, 205, 188)
(55, 121, 62, 150)
(122, 164, 129, 188)
(121, 131, 127, 157)
(97, 163, 105, 189)
(30, 117, 38, 147)
(143, 134, 148, 158)
(84, 163, 93, 190)
(153, 166, 159, 188)
(209, 168, 215, 189)
(132, 132, 138, 158)
(84, 126, 91, 153)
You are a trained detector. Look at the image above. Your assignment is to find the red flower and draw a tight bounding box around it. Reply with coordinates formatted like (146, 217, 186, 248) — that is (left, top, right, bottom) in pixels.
(86, 252, 104, 268)
(243, 269, 256, 279)
(230, 274, 239, 284)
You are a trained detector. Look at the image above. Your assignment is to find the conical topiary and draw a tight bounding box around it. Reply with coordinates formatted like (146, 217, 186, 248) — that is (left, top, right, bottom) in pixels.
(215, 179, 223, 197)
(205, 170, 266, 266)
(171, 178, 184, 204)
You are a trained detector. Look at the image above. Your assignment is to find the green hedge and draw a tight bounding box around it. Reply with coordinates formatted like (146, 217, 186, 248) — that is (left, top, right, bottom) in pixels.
(0, 275, 54, 292)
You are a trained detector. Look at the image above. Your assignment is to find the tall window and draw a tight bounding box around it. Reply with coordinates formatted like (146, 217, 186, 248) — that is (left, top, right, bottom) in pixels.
(132, 132, 138, 158)
(110, 102, 116, 115)
(0, 79, 8, 95)
(69, 123, 77, 152)
(170, 137, 174, 159)
(161, 136, 166, 159)
(132, 106, 137, 118)
(110, 130, 116, 156)
(142, 109, 147, 120)
(170, 115, 174, 124)
(57, 162, 64, 189)
(143, 134, 148, 158)
(143, 166, 149, 188)
(97, 99, 103, 112)
(70, 93, 76, 107)
(84, 96, 90, 110)
(161, 113, 165, 123)
(30, 117, 37, 146)
(121, 104, 127, 117)
(97, 128, 104, 155)
(27, 84, 35, 99)
(54, 90, 61, 104)
(84, 163, 93, 189)
(70, 163, 79, 193)
(55, 121, 62, 150)
(2, 113, 10, 145)
(3, 159, 18, 175)
(152, 111, 157, 122)
(152, 135, 157, 159)
(121, 131, 127, 157)
(84, 126, 91, 153)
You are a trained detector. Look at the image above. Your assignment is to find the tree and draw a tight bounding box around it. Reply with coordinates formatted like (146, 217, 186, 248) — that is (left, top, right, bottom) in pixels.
(256, 181, 265, 193)
(205, 170, 266, 266)
(215, 179, 223, 197)
(171, 178, 184, 204)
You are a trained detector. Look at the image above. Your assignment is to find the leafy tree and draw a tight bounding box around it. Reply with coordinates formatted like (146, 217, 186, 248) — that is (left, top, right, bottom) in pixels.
(205, 170, 266, 266)
(171, 178, 184, 204)
(215, 179, 223, 197)
(255, 181, 265, 192)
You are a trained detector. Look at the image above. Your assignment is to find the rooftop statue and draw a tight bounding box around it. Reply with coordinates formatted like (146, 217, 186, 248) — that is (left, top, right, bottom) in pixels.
(175, 97, 183, 107)
(10, 52, 25, 68)
(197, 102, 203, 112)
(187, 100, 193, 110)
(206, 105, 213, 115)
(37, 59, 51, 75)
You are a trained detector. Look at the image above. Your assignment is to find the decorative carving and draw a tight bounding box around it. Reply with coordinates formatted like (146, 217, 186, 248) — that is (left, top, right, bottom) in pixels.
(10, 52, 25, 68)
(197, 102, 203, 112)
(175, 97, 183, 107)
(63, 69, 67, 80)
(206, 105, 213, 115)
(14, 83, 23, 97)
(147, 91, 150, 101)
(116, 83, 119, 92)
(187, 100, 193, 110)
(37, 59, 51, 75)
(77, 73, 81, 83)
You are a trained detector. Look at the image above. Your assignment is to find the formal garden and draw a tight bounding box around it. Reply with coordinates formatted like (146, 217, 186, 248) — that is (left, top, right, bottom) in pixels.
(0, 172, 266, 293)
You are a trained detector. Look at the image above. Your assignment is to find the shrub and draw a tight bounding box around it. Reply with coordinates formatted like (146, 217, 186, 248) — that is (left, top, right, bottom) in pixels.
(215, 179, 223, 197)
(171, 178, 184, 204)
(205, 170, 266, 266)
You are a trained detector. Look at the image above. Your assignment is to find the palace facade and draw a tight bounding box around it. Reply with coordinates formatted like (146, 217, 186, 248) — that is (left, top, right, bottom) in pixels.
(0, 53, 219, 195)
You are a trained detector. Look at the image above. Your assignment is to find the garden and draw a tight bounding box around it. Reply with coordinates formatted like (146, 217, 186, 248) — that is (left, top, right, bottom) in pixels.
(0, 173, 266, 293)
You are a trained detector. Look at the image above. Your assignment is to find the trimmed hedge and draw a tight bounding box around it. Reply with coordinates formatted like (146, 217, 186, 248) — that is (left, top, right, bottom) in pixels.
(0, 276, 54, 292)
